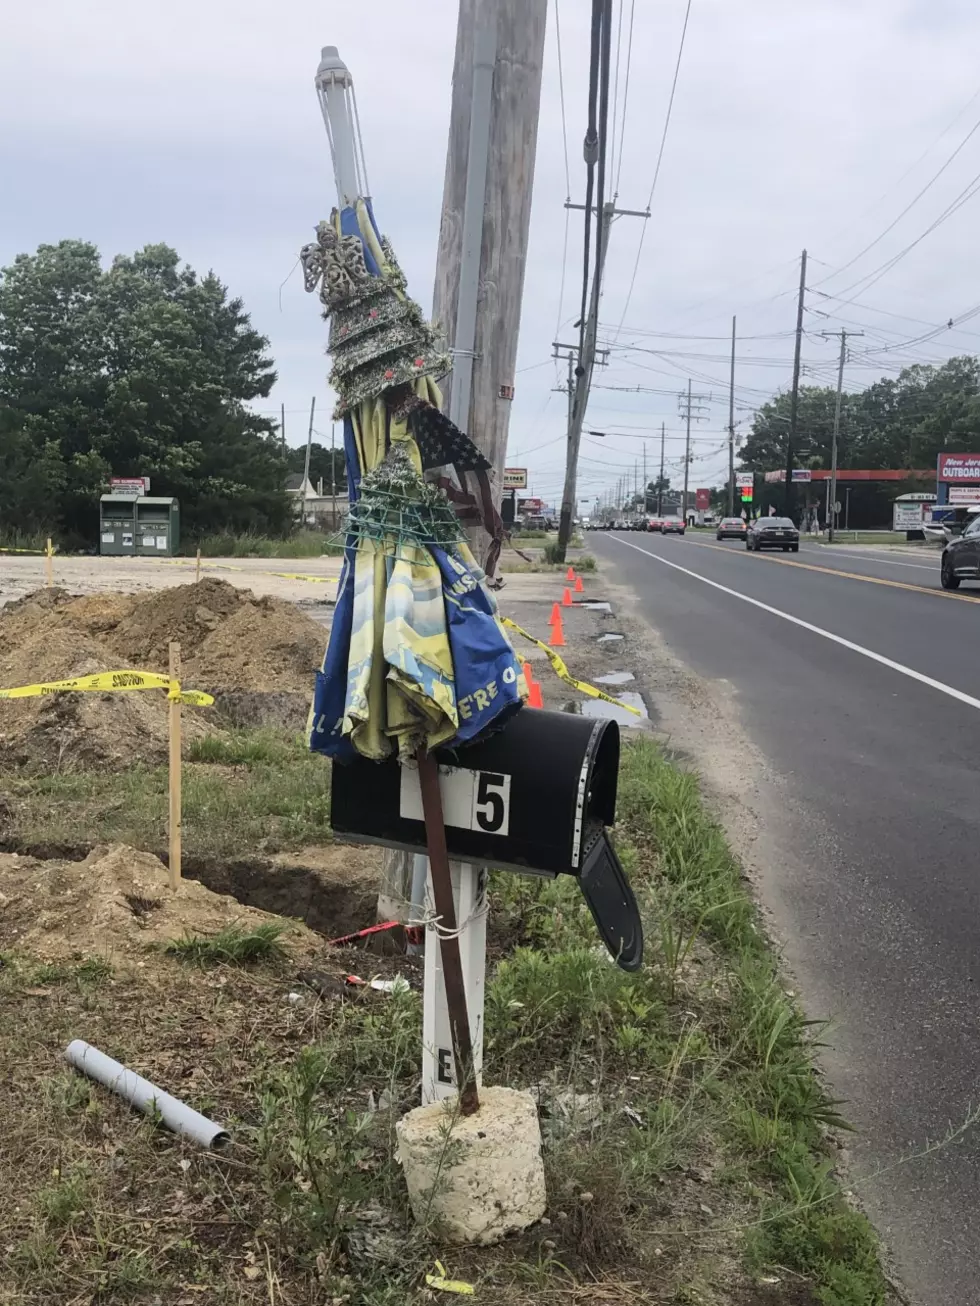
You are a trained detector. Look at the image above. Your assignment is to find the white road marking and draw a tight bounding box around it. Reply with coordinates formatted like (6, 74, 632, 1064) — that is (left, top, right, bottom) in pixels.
(610, 535, 980, 713)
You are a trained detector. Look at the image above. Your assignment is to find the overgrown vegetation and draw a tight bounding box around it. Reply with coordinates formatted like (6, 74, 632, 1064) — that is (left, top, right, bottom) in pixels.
(193, 529, 345, 558)
(2, 728, 331, 858)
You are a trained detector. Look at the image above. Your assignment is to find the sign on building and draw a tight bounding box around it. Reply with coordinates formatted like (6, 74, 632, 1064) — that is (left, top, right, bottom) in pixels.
(503, 467, 528, 489)
(938, 453, 980, 482)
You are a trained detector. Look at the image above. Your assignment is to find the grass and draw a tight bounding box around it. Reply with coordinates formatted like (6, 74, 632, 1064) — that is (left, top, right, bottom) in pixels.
(165, 922, 287, 966)
(501, 552, 598, 574)
(823, 530, 918, 546)
(0, 733, 892, 1305)
(193, 529, 345, 558)
(1, 728, 332, 858)
(484, 737, 889, 1305)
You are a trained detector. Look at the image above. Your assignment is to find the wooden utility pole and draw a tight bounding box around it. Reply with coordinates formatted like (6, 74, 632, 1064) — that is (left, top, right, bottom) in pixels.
(658, 422, 665, 516)
(683, 379, 692, 522)
(431, 0, 548, 569)
(379, 0, 548, 1100)
(784, 249, 807, 517)
(819, 327, 862, 542)
(728, 315, 736, 517)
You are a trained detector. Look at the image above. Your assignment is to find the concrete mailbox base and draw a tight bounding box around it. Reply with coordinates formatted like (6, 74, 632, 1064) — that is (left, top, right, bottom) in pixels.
(396, 1086, 546, 1244)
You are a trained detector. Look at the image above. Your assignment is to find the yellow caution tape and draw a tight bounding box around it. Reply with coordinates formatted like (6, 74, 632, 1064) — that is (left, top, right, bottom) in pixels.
(0, 670, 214, 707)
(0, 546, 52, 555)
(501, 616, 642, 716)
(425, 1261, 475, 1295)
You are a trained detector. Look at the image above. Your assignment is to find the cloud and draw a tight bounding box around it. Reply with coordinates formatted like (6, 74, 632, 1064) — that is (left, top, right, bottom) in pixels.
(4, 0, 980, 502)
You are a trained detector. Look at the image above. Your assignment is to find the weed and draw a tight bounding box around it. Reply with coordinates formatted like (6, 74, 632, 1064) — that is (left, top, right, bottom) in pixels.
(165, 922, 287, 966)
(32, 957, 113, 985)
(187, 727, 306, 766)
(35, 1167, 93, 1228)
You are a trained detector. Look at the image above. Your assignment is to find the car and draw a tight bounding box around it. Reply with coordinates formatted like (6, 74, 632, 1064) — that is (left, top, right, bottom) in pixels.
(746, 517, 800, 552)
(716, 517, 747, 540)
(647, 517, 662, 532)
(661, 516, 686, 535)
(940, 511, 980, 589)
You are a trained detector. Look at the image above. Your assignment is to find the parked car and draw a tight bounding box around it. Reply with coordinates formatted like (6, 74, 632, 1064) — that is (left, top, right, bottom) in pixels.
(661, 516, 686, 536)
(746, 517, 799, 552)
(716, 517, 747, 540)
(940, 512, 980, 589)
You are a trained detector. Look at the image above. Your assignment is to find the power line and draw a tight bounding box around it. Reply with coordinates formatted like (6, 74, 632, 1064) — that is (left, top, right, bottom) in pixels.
(815, 110, 980, 286)
(614, 0, 636, 194)
(610, 0, 694, 340)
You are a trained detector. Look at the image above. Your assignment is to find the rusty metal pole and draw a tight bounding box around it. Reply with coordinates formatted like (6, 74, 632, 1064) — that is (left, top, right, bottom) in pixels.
(416, 749, 480, 1115)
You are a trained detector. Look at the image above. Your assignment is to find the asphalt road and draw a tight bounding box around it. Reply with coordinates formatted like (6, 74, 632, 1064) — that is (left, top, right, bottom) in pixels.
(595, 529, 980, 1305)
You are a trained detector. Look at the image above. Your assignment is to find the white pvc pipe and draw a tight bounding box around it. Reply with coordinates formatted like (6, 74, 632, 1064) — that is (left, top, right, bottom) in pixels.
(65, 1040, 229, 1149)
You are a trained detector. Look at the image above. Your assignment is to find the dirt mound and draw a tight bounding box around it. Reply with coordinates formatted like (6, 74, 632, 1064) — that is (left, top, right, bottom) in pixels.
(0, 843, 319, 965)
(105, 578, 326, 694)
(0, 582, 326, 770)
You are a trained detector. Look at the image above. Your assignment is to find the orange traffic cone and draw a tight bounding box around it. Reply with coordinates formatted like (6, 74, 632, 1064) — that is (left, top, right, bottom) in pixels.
(522, 661, 535, 690)
(566, 566, 575, 581)
(574, 575, 584, 593)
(550, 601, 562, 625)
(528, 679, 544, 709)
(561, 587, 573, 607)
(549, 611, 566, 647)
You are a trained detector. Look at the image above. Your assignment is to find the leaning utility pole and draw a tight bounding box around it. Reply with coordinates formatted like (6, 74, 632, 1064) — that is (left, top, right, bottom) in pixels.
(431, 0, 548, 570)
(784, 249, 807, 518)
(819, 327, 862, 543)
(728, 315, 736, 517)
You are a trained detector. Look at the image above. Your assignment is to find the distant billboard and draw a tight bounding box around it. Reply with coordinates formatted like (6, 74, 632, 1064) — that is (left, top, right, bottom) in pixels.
(938, 453, 980, 482)
(695, 488, 711, 510)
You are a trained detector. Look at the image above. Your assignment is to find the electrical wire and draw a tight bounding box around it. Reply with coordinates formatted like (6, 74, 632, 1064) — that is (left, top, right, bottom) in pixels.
(610, 0, 694, 341)
(614, 0, 636, 194)
(814, 111, 980, 287)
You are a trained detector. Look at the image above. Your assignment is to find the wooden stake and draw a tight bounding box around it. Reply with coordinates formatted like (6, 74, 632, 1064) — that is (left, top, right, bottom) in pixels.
(416, 749, 480, 1116)
(45, 538, 54, 588)
(195, 548, 201, 584)
(168, 641, 182, 890)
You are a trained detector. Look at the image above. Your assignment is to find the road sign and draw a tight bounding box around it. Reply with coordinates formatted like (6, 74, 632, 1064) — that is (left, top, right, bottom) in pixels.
(834, 500, 842, 513)
(504, 467, 527, 489)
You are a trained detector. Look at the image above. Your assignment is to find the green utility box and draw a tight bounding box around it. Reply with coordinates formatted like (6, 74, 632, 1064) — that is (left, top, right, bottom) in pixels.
(135, 498, 180, 556)
(99, 495, 138, 555)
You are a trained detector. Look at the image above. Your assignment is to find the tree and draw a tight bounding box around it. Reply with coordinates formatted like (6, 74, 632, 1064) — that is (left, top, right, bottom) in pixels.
(0, 239, 288, 544)
(286, 442, 345, 493)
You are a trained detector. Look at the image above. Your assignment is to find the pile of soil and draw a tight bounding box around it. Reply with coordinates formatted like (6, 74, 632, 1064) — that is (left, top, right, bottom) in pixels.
(0, 581, 327, 771)
(0, 843, 321, 965)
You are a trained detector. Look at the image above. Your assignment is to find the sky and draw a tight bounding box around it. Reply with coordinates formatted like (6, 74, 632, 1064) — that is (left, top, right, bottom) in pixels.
(4, 0, 980, 511)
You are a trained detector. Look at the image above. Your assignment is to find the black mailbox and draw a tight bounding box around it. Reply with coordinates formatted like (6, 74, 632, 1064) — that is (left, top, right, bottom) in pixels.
(330, 709, 643, 970)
